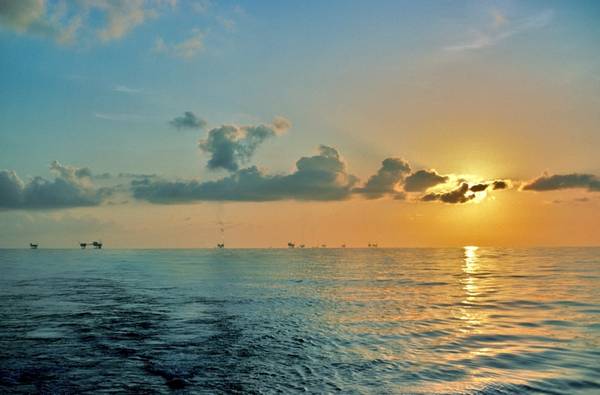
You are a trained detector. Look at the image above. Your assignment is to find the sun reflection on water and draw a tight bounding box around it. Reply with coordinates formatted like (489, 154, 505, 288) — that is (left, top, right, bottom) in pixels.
(460, 246, 483, 329)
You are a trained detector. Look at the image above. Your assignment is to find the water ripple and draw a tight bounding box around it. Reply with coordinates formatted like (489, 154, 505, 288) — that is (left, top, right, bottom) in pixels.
(0, 247, 598, 393)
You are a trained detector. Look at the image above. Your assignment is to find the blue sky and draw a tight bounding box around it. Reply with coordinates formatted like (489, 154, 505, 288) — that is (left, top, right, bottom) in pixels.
(2, 0, 597, 176)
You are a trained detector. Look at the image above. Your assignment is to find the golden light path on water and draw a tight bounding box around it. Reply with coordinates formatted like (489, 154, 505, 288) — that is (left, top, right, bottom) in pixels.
(461, 246, 484, 329)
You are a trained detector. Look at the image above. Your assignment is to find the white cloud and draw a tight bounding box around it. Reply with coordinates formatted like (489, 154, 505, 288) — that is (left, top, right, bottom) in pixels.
(445, 9, 554, 52)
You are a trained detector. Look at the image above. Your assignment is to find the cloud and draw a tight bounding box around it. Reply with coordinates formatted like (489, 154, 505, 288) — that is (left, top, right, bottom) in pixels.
(50, 160, 93, 180)
(469, 183, 489, 192)
(492, 180, 509, 190)
(191, 0, 211, 14)
(118, 172, 158, 179)
(169, 111, 207, 130)
(469, 179, 510, 192)
(445, 9, 554, 52)
(421, 182, 476, 204)
(552, 197, 594, 205)
(0, 162, 113, 210)
(0, 0, 172, 45)
(0, 0, 81, 44)
(217, 16, 235, 32)
(113, 85, 142, 94)
(492, 9, 507, 28)
(132, 145, 358, 203)
(403, 169, 448, 192)
(199, 117, 291, 172)
(94, 0, 155, 42)
(354, 158, 410, 199)
(419, 178, 512, 204)
(154, 31, 205, 59)
(522, 173, 600, 192)
(0, 1, 45, 31)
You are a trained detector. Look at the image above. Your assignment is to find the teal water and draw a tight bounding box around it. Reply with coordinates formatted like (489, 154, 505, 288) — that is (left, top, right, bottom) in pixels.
(0, 248, 599, 393)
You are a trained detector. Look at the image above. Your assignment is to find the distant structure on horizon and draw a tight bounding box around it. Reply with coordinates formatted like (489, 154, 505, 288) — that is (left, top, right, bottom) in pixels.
(78, 241, 102, 249)
(217, 243, 225, 249)
(368, 243, 378, 248)
(29, 243, 38, 249)
(288, 242, 295, 248)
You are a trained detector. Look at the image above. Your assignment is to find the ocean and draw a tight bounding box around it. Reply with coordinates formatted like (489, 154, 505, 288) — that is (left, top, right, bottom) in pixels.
(0, 248, 598, 394)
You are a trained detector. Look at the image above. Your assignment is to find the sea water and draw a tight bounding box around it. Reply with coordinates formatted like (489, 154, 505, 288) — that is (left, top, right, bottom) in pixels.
(0, 248, 598, 393)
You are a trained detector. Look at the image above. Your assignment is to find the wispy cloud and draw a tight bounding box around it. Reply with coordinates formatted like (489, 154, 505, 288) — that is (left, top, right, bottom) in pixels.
(217, 16, 236, 32)
(445, 9, 554, 52)
(153, 31, 205, 59)
(112, 85, 142, 94)
(191, 0, 212, 14)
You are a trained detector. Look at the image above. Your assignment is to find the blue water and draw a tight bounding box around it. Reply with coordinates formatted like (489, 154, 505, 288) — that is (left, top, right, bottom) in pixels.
(0, 248, 598, 394)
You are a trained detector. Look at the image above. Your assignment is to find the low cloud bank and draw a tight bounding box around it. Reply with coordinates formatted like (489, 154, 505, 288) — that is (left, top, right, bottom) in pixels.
(404, 169, 448, 192)
(522, 173, 600, 192)
(132, 145, 357, 202)
(354, 158, 410, 199)
(5, 112, 598, 209)
(0, 162, 112, 209)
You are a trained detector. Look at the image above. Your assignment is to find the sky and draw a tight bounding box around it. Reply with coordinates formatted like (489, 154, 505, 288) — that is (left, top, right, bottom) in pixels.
(0, 0, 599, 248)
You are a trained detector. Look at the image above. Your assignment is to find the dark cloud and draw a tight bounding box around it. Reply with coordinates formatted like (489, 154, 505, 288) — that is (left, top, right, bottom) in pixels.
(404, 169, 448, 192)
(132, 145, 358, 203)
(199, 117, 291, 172)
(553, 197, 592, 204)
(469, 179, 510, 193)
(469, 183, 489, 192)
(492, 180, 508, 190)
(421, 183, 475, 204)
(522, 173, 600, 192)
(169, 111, 207, 130)
(354, 158, 410, 199)
(0, 162, 112, 210)
(93, 172, 112, 180)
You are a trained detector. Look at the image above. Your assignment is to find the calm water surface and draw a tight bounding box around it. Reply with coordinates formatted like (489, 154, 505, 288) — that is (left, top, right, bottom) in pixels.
(0, 248, 598, 394)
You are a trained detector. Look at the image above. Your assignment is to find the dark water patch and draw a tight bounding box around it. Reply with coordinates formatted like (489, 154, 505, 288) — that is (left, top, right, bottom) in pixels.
(551, 300, 595, 307)
(463, 333, 564, 344)
(415, 281, 449, 286)
(541, 319, 575, 327)
(498, 300, 550, 309)
(516, 321, 541, 328)
(461, 350, 560, 371)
